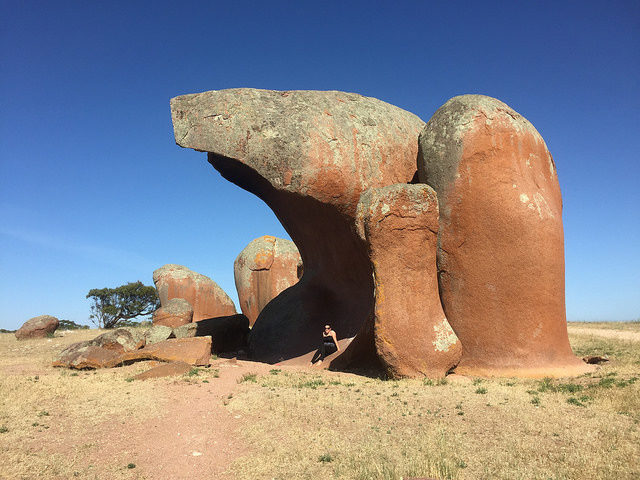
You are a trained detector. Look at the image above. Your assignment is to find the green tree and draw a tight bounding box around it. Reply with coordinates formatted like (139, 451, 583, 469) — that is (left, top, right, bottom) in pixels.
(86, 281, 159, 329)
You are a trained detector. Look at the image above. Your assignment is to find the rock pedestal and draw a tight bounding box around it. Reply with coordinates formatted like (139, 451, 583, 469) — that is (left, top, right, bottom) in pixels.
(153, 264, 236, 322)
(171, 88, 425, 364)
(234, 235, 302, 326)
(339, 184, 461, 378)
(418, 95, 590, 377)
(15, 315, 59, 340)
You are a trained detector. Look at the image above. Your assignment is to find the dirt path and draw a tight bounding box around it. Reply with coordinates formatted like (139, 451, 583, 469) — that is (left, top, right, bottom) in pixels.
(114, 358, 275, 479)
(29, 357, 279, 480)
(567, 326, 640, 342)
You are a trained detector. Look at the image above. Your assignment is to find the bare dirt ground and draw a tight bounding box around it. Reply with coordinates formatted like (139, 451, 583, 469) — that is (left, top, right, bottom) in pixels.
(1, 323, 639, 479)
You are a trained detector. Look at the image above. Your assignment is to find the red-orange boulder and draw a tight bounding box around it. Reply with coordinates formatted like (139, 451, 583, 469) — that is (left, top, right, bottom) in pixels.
(133, 361, 192, 380)
(152, 298, 193, 328)
(418, 95, 590, 378)
(234, 235, 302, 326)
(15, 315, 59, 340)
(336, 184, 461, 378)
(53, 328, 140, 368)
(121, 337, 211, 366)
(153, 264, 236, 322)
(171, 88, 425, 364)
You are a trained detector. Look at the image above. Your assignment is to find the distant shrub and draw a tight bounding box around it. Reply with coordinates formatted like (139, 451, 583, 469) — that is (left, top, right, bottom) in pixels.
(58, 320, 89, 330)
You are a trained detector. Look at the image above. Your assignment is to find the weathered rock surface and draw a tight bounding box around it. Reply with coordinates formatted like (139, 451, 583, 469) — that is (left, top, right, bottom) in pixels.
(336, 184, 461, 378)
(152, 298, 193, 328)
(171, 88, 425, 363)
(172, 322, 198, 339)
(153, 264, 236, 322)
(53, 330, 211, 368)
(121, 337, 211, 366)
(418, 94, 590, 377)
(234, 235, 302, 326)
(88, 328, 141, 352)
(52, 328, 140, 368)
(144, 325, 174, 344)
(174, 315, 250, 354)
(15, 315, 59, 340)
(133, 361, 192, 380)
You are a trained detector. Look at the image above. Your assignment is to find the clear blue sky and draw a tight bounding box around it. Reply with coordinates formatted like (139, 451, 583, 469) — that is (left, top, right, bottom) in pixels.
(1, 1, 638, 329)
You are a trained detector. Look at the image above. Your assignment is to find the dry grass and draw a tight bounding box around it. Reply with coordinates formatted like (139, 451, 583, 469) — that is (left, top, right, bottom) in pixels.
(0, 324, 638, 479)
(0, 329, 161, 479)
(226, 330, 640, 480)
(568, 321, 640, 332)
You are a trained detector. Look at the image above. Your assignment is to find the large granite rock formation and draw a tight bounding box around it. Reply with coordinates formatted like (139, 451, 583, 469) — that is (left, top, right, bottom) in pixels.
(335, 184, 461, 378)
(15, 315, 59, 340)
(418, 95, 589, 377)
(171, 88, 425, 364)
(153, 264, 236, 322)
(234, 235, 302, 326)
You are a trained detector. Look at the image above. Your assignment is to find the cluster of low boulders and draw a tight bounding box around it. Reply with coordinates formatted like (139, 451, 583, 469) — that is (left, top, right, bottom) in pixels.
(52, 313, 250, 370)
(14, 239, 301, 377)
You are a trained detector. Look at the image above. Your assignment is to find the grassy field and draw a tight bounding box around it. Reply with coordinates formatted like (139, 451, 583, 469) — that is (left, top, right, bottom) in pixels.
(0, 322, 638, 479)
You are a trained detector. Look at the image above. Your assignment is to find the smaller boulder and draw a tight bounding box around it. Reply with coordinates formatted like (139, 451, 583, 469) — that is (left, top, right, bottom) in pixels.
(15, 315, 59, 340)
(144, 325, 173, 344)
(173, 322, 197, 339)
(52, 343, 123, 369)
(89, 328, 140, 352)
(133, 361, 192, 380)
(121, 337, 212, 366)
(53, 328, 140, 369)
(152, 298, 193, 328)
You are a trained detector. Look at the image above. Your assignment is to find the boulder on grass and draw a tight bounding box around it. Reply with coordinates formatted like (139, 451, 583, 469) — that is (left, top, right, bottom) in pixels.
(133, 361, 192, 380)
(234, 236, 302, 326)
(153, 264, 236, 322)
(121, 337, 212, 366)
(152, 298, 193, 328)
(15, 315, 59, 340)
(53, 328, 140, 369)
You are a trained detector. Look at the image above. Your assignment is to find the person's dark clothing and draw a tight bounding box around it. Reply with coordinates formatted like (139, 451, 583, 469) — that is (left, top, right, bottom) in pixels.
(311, 332, 337, 363)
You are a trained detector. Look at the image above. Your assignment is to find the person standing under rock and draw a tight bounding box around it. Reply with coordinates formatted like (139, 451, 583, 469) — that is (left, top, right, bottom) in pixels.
(310, 325, 339, 366)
